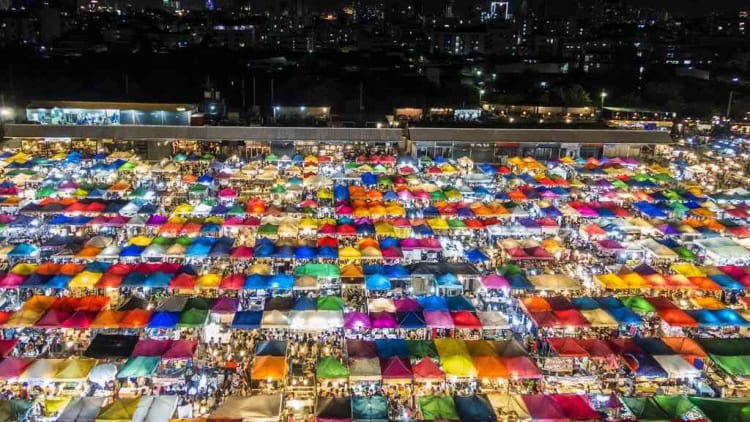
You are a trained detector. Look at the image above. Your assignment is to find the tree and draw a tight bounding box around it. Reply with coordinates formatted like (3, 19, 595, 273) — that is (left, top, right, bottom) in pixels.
(559, 84, 592, 106)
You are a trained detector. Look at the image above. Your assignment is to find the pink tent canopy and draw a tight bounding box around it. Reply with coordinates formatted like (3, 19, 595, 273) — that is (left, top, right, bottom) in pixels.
(132, 339, 173, 357)
(230, 246, 254, 259)
(344, 312, 371, 330)
(380, 357, 412, 380)
(423, 311, 454, 329)
(369, 312, 398, 329)
(219, 188, 237, 197)
(0, 273, 25, 288)
(399, 238, 419, 250)
(480, 274, 510, 290)
(35, 309, 72, 328)
(0, 358, 32, 380)
(381, 247, 403, 259)
(418, 238, 441, 251)
(0, 339, 18, 357)
(521, 395, 566, 421)
(146, 215, 168, 226)
(335, 205, 353, 215)
(397, 189, 414, 200)
(222, 216, 246, 226)
(163, 340, 198, 360)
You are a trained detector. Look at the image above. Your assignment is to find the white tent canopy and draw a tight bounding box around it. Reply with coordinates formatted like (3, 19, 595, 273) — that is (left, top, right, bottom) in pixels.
(349, 358, 382, 381)
(57, 397, 106, 422)
(476, 312, 511, 330)
(261, 310, 290, 329)
(133, 395, 179, 422)
(210, 395, 283, 422)
(652, 355, 702, 379)
(288, 311, 343, 331)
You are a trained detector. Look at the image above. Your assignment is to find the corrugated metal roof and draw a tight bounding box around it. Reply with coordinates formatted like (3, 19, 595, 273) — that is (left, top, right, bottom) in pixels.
(408, 128, 672, 144)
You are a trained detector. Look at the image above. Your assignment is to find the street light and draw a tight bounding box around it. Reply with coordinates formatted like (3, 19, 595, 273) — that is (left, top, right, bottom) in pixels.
(478, 89, 485, 106)
(600, 90, 608, 109)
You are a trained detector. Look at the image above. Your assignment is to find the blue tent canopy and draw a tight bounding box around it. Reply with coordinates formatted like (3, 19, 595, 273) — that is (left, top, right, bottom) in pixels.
(595, 296, 624, 309)
(506, 274, 534, 290)
(383, 191, 398, 201)
(418, 296, 449, 312)
(633, 201, 669, 218)
(634, 338, 674, 355)
(445, 296, 475, 312)
(185, 237, 216, 257)
(412, 224, 433, 236)
(333, 185, 349, 201)
(422, 207, 440, 218)
(121, 272, 147, 287)
(633, 354, 669, 378)
(436, 273, 461, 288)
(365, 274, 391, 291)
(85, 261, 111, 273)
(454, 395, 496, 422)
(275, 246, 296, 259)
(379, 237, 399, 249)
(571, 297, 601, 310)
(686, 309, 723, 327)
(46, 274, 72, 289)
(20, 274, 52, 289)
(201, 223, 221, 233)
(478, 163, 497, 174)
(231, 311, 262, 329)
(713, 309, 750, 326)
(253, 243, 276, 258)
(148, 311, 180, 328)
(8, 243, 37, 257)
(375, 339, 408, 358)
(708, 274, 744, 291)
(384, 265, 409, 278)
(268, 274, 294, 290)
(398, 312, 426, 329)
(466, 249, 489, 263)
(244, 274, 268, 290)
(255, 340, 287, 356)
(361, 173, 377, 185)
(318, 246, 338, 259)
(355, 223, 375, 235)
(605, 307, 643, 325)
(295, 246, 317, 260)
(143, 272, 171, 288)
(293, 297, 317, 311)
(208, 240, 232, 258)
(363, 264, 385, 275)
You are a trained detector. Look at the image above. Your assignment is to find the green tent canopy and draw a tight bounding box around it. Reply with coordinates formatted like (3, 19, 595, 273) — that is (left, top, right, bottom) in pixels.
(36, 186, 57, 198)
(0, 400, 32, 421)
(317, 296, 344, 311)
(117, 357, 160, 378)
(151, 237, 174, 247)
(189, 184, 208, 193)
(689, 397, 750, 422)
(316, 356, 349, 379)
(118, 161, 137, 172)
(620, 296, 656, 313)
(227, 204, 246, 216)
(270, 185, 286, 194)
(186, 297, 214, 310)
(621, 396, 704, 422)
(173, 153, 188, 162)
(177, 308, 209, 328)
(295, 263, 340, 278)
(175, 236, 193, 246)
(709, 355, 750, 377)
(258, 224, 279, 236)
(673, 247, 696, 261)
(447, 218, 466, 229)
(497, 265, 523, 276)
(265, 153, 279, 162)
(406, 340, 439, 359)
(419, 396, 458, 420)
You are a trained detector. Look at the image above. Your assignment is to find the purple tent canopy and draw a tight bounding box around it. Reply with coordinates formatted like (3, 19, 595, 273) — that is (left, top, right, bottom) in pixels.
(423, 311, 455, 329)
(380, 357, 412, 379)
(146, 215, 168, 226)
(346, 340, 377, 359)
(394, 298, 422, 312)
(576, 206, 599, 217)
(344, 312, 371, 330)
(369, 312, 398, 329)
(211, 297, 239, 314)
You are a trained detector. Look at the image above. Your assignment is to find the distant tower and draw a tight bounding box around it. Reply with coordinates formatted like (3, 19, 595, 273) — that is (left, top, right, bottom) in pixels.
(490, 0, 510, 19)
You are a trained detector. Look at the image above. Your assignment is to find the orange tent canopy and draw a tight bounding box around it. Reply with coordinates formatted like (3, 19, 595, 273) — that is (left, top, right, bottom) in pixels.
(472, 356, 509, 379)
(251, 356, 288, 381)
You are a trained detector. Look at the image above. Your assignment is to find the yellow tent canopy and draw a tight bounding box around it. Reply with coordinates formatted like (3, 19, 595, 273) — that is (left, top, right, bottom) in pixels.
(95, 397, 141, 422)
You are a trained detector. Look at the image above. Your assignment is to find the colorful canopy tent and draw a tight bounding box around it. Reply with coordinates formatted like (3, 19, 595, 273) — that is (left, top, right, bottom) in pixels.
(351, 396, 388, 422)
(419, 396, 459, 421)
(621, 395, 705, 422)
(317, 356, 349, 379)
(209, 395, 282, 422)
(453, 395, 496, 422)
(58, 397, 106, 422)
